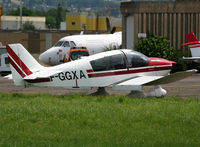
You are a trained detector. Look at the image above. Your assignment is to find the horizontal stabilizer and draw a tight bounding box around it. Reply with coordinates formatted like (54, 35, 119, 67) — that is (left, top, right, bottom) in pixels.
(23, 69, 63, 80)
(144, 69, 197, 86)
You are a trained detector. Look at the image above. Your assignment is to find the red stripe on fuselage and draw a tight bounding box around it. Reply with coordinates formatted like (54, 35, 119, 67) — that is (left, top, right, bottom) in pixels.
(88, 66, 173, 78)
(86, 69, 94, 73)
(6, 45, 32, 76)
(8, 57, 26, 78)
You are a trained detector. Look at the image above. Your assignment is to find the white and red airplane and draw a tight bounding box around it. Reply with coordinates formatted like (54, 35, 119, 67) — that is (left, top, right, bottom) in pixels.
(182, 32, 200, 62)
(6, 43, 196, 97)
(39, 32, 122, 66)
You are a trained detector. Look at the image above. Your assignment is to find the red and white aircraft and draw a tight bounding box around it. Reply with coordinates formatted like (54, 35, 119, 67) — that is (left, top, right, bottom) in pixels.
(182, 32, 200, 62)
(6, 43, 196, 97)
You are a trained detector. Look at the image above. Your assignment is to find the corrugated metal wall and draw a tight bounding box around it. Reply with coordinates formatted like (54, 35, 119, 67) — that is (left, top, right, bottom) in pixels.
(121, 1, 200, 53)
(133, 12, 200, 49)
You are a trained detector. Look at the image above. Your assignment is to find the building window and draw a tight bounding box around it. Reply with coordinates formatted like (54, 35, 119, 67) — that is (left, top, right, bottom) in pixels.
(72, 22, 76, 25)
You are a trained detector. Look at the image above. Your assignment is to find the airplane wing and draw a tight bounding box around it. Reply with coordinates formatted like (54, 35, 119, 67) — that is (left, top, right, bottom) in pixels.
(182, 56, 200, 61)
(112, 76, 162, 91)
(112, 69, 197, 90)
(144, 69, 197, 86)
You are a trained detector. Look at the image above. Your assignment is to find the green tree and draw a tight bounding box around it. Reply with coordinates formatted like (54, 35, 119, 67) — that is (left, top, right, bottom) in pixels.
(7, 6, 67, 29)
(7, 7, 44, 16)
(136, 35, 177, 61)
(56, 3, 63, 29)
(46, 16, 56, 29)
(136, 35, 179, 72)
(46, 8, 57, 17)
(45, 4, 67, 29)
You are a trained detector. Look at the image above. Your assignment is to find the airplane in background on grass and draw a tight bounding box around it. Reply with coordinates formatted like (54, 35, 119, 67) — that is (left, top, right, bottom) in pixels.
(182, 32, 200, 62)
(7, 43, 196, 97)
(39, 32, 122, 66)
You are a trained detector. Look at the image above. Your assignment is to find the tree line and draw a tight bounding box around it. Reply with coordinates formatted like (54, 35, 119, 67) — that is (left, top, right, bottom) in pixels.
(7, 4, 66, 29)
(21, 0, 119, 10)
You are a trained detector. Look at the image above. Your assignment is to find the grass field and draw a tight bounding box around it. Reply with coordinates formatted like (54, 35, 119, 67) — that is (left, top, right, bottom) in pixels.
(0, 93, 200, 146)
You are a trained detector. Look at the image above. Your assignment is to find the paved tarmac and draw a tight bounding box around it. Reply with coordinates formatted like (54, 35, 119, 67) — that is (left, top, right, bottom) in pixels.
(0, 75, 200, 97)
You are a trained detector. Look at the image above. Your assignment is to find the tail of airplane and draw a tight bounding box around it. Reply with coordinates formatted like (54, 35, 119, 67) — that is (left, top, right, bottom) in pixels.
(185, 32, 198, 43)
(6, 44, 44, 86)
(182, 32, 200, 57)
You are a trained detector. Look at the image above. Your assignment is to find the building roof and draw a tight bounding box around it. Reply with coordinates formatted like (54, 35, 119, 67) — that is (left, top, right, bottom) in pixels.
(121, 1, 200, 14)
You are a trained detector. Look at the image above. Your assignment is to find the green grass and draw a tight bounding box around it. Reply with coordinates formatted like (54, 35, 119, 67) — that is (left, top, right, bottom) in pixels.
(0, 93, 200, 146)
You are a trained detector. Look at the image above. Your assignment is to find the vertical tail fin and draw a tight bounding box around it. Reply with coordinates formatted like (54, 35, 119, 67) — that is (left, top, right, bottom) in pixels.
(185, 32, 198, 43)
(182, 32, 200, 57)
(6, 44, 43, 86)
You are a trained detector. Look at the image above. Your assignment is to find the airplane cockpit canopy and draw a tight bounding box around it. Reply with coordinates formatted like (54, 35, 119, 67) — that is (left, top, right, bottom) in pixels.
(90, 51, 126, 72)
(54, 41, 76, 47)
(90, 50, 149, 72)
(124, 50, 149, 68)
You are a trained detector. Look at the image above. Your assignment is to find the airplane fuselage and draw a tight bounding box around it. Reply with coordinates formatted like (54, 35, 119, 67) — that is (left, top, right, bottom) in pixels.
(26, 50, 174, 89)
(39, 32, 122, 65)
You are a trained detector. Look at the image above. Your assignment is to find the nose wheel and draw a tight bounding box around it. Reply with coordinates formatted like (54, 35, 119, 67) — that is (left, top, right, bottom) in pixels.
(145, 85, 167, 97)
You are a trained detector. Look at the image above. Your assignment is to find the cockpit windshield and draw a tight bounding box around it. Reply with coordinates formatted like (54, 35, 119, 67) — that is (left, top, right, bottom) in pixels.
(63, 41, 70, 47)
(70, 41, 76, 47)
(54, 41, 76, 47)
(125, 50, 149, 68)
(54, 41, 64, 47)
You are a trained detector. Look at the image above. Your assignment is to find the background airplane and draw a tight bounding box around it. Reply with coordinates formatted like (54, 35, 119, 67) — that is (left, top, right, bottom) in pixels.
(39, 32, 122, 66)
(182, 32, 200, 62)
(7, 43, 196, 97)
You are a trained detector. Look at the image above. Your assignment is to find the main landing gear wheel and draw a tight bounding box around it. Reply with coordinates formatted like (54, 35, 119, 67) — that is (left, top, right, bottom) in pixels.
(90, 87, 109, 96)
